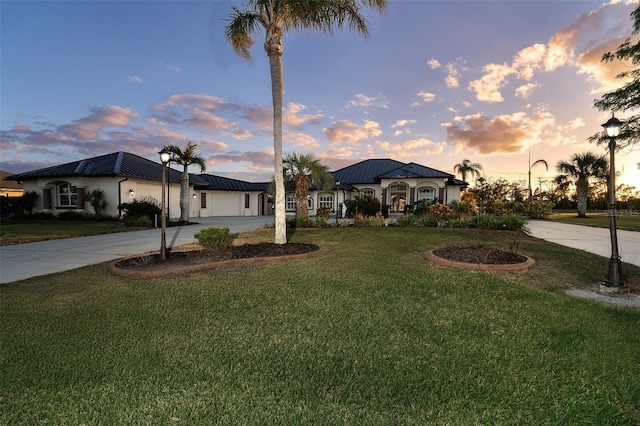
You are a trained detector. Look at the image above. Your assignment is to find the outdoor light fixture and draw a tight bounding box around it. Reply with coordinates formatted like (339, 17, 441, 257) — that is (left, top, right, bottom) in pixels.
(158, 149, 170, 261)
(600, 114, 626, 292)
(129, 189, 135, 198)
(193, 193, 197, 199)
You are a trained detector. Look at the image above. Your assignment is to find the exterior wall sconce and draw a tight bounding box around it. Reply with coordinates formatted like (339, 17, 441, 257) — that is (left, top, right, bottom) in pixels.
(193, 193, 197, 199)
(129, 189, 135, 198)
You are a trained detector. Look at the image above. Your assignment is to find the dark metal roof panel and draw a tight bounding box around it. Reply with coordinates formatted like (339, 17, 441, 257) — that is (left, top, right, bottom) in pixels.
(198, 174, 270, 192)
(378, 162, 453, 180)
(331, 159, 406, 184)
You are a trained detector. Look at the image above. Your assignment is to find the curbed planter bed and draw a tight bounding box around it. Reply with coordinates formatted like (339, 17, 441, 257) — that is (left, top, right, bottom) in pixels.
(425, 245, 535, 272)
(110, 243, 320, 279)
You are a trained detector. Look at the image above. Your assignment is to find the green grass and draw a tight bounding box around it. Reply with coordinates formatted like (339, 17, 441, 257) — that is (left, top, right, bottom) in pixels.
(547, 211, 640, 231)
(2, 228, 640, 424)
(0, 220, 146, 245)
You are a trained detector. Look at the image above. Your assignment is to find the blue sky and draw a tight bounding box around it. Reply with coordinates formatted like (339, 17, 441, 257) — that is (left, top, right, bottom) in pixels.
(1, 0, 638, 190)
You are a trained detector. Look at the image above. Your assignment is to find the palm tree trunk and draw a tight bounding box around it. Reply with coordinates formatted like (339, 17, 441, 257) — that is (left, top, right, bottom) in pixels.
(267, 27, 287, 244)
(576, 178, 588, 217)
(180, 169, 189, 223)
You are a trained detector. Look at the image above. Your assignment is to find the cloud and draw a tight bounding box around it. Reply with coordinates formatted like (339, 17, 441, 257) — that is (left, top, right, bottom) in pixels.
(444, 63, 462, 88)
(242, 102, 323, 131)
(322, 119, 382, 144)
(443, 112, 561, 155)
(376, 138, 445, 160)
(391, 119, 416, 128)
(468, 63, 514, 103)
(427, 59, 441, 69)
(58, 106, 140, 140)
(416, 91, 436, 103)
(159, 61, 182, 74)
(285, 132, 320, 150)
(515, 82, 538, 98)
(345, 93, 388, 109)
(128, 75, 146, 84)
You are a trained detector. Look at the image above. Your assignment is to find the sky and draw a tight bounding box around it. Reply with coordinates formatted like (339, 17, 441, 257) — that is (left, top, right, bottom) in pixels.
(1, 0, 639, 191)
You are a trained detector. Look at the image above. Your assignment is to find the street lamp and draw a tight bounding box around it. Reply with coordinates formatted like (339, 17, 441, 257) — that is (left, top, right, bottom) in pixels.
(335, 180, 341, 224)
(159, 149, 171, 261)
(600, 115, 626, 292)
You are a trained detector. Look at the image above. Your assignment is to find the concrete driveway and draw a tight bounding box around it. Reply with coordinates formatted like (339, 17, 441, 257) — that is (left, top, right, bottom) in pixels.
(0, 216, 273, 284)
(526, 220, 640, 268)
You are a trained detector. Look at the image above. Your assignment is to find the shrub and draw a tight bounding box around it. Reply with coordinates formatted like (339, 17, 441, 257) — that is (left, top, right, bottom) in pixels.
(526, 200, 554, 219)
(395, 214, 417, 227)
(194, 227, 231, 252)
(119, 197, 161, 226)
(449, 218, 472, 228)
(314, 216, 328, 228)
(354, 213, 386, 227)
(498, 214, 527, 231)
(473, 214, 496, 229)
(315, 206, 332, 220)
(87, 188, 108, 217)
(344, 196, 381, 218)
(56, 210, 95, 221)
(413, 199, 437, 217)
(124, 215, 152, 228)
(418, 215, 439, 227)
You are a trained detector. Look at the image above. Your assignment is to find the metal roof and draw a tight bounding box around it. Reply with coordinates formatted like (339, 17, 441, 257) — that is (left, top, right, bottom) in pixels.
(332, 159, 462, 184)
(197, 174, 270, 192)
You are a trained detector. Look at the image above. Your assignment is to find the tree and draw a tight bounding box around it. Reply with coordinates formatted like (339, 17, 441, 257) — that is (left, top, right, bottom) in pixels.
(225, 0, 388, 244)
(527, 155, 548, 202)
(453, 159, 484, 185)
(554, 152, 608, 217)
(163, 141, 207, 223)
(87, 188, 108, 217)
(283, 152, 333, 219)
(591, 5, 640, 150)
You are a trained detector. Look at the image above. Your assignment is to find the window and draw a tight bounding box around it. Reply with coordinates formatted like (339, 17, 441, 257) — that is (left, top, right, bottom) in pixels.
(245, 193, 250, 209)
(57, 183, 77, 207)
(307, 196, 314, 211)
(286, 193, 296, 211)
(417, 186, 436, 202)
(360, 188, 375, 198)
(318, 193, 333, 209)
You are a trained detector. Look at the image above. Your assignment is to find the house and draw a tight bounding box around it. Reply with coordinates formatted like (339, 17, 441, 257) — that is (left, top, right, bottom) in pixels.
(5, 152, 466, 218)
(1, 171, 23, 197)
(306, 159, 467, 216)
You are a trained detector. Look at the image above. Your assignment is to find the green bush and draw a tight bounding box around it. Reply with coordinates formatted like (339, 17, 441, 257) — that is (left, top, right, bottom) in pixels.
(87, 188, 108, 217)
(353, 213, 386, 227)
(344, 196, 381, 218)
(526, 201, 554, 219)
(287, 217, 314, 228)
(56, 210, 95, 221)
(124, 215, 152, 228)
(314, 216, 328, 228)
(395, 214, 417, 227)
(194, 227, 231, 252)
(315, 207, 332, 220)
(418, 215, 439, 227)
(498, 214, 527, 231)
(119, 197, 161, 226)
(449, 218, 472, 228)
(473, 214, 496, 229)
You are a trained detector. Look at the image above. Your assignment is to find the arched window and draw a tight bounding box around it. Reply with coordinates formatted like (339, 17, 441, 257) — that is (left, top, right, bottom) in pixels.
(57, 183, 77, 207)
(389, 183, 407, 212)
(360, 188, 375, 198)
(417, 186, 437, 202)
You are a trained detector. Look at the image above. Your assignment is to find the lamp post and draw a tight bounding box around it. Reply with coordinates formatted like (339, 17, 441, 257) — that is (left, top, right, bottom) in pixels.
(335, 180, 341, 224)
(600, 115, 626, 292)
(159, 149, 171, 261)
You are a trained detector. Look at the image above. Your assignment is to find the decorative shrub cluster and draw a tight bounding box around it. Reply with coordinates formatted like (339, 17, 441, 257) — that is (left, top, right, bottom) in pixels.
(118, 197, 161, 227)
(194, 227, 232, 252)
(344, 196, 381, 218)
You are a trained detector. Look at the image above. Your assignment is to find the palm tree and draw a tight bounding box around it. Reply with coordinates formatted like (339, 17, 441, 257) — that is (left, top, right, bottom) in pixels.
(163, 141, 207, 223)
(554, 152, 608, 217)
(283, 152, 334, 219)
(225, 0, 387, 244)
(453, 159, 484, 186)
(527, 153, 548, 202)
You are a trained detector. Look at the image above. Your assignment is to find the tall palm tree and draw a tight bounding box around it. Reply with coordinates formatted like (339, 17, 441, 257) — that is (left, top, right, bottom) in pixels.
(453, 159, 484, 186)
(163, 141, 207, 223)
(225, 0, 387, 244)
(283, 152, 334, 219)
(554, 152, 608, 217)
(527, 153, 548, 202)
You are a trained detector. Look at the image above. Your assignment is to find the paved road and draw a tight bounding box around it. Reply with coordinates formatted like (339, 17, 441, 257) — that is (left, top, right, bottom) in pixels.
(526, 220, 640, 268)
(0, 216, 273, 284)
(1, 217, 638, 284)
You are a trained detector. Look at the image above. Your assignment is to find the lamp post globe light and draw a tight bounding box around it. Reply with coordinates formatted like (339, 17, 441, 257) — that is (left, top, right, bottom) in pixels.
(600, 115, 627, 293)
(159, 149, 171, 261)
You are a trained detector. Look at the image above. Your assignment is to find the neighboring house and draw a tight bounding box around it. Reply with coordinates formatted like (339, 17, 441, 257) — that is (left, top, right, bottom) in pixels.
(305, 159, 467, 215)
(6, 152, 466, 218)
(1, 171, 23, 197)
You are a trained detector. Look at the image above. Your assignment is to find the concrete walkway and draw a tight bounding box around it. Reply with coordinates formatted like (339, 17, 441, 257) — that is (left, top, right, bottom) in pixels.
(0, 216, 273, 284)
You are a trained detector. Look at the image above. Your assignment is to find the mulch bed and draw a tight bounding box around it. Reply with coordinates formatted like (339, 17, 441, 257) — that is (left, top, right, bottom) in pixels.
(432, 245, 528, 265)
(114, 242, 319, 272)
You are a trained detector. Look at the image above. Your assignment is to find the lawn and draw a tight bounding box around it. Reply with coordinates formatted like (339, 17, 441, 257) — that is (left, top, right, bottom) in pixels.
(548, 211, 640, 231)
(1, 227, 639, 424)
(0, 220, 147, 245)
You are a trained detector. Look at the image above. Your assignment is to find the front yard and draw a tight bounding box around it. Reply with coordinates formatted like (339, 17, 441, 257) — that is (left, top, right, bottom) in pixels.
(1, 227, 639, 424)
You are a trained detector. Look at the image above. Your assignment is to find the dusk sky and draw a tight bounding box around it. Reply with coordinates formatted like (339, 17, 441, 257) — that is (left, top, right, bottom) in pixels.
(1, 0, 639, 190)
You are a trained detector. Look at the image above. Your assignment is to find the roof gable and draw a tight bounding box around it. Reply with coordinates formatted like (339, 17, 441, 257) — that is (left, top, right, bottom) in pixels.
(378, 162, 453, 180)
(332, 159, 456, 184)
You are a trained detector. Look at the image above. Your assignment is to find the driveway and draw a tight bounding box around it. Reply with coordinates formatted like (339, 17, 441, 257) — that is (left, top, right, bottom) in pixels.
(526, 220, 640, 268)
(0, 216, 273, 284)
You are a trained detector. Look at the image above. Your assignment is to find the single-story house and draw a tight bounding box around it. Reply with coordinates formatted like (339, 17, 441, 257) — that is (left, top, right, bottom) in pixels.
(6, 152, 466, 218)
